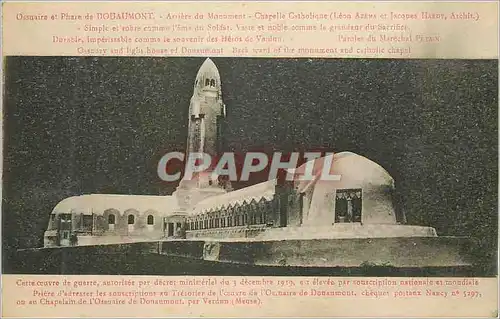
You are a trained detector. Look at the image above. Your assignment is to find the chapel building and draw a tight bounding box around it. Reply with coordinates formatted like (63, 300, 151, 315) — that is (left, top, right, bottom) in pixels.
(43, 58, 437, 247)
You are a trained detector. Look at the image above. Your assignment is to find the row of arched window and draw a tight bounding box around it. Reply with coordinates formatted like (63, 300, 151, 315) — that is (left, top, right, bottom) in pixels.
(186, 212, 266, 231)
(107, 214, 155, 225)
(185, 199, 274, 231)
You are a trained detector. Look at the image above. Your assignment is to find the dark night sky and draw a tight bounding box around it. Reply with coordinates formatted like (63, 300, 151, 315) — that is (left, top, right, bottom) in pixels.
(2, 57, 498, 273)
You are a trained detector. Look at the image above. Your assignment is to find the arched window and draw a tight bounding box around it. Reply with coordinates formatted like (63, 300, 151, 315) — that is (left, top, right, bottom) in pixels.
(210, 79, 216, 87)
(128, 214, 135, 225)
(205, 78, 210, 86)
(147, 215, 154, 225)
(250, 210, 256, 225)
(108, 214, 115, 224)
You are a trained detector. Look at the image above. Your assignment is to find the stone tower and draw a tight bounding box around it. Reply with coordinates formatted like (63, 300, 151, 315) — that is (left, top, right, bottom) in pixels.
(186, 57, 225, 159)
(174, 58, 230, 211)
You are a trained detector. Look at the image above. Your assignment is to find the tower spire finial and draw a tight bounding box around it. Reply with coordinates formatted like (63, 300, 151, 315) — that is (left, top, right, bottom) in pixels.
(195, 57, 220, 84)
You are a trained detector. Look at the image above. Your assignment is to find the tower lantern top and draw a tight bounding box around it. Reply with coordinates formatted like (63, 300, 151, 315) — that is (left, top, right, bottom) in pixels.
(195, 58, 221, 90)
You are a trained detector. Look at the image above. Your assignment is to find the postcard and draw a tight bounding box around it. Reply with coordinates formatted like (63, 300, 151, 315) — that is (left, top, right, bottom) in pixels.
(1, 1, 498, 317)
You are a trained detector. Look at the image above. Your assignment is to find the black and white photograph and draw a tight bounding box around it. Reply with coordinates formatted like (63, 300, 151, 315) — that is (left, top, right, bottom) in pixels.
(2, 56, 498, 277)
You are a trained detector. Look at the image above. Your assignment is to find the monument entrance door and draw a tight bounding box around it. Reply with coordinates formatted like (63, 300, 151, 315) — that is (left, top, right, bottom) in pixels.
(335, 189, 362, 223)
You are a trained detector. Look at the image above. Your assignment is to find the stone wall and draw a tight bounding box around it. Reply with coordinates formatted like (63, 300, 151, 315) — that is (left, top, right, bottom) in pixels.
(190, 236, 473, 268)
(16, 236, 480, 276)
(186, 225, 268, 239)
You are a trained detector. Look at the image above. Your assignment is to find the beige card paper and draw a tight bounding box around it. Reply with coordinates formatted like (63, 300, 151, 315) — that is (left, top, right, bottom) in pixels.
(1, 1, 499, 318)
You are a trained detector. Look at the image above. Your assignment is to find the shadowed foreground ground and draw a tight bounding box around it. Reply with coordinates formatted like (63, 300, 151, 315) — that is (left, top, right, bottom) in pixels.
(9, 242, 487, 277)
